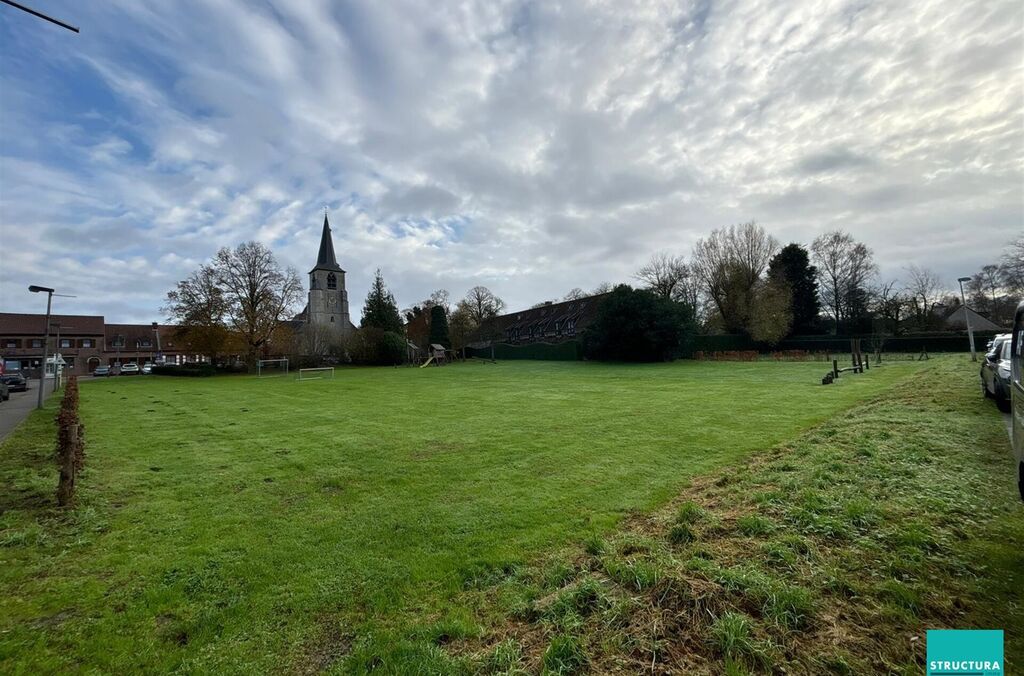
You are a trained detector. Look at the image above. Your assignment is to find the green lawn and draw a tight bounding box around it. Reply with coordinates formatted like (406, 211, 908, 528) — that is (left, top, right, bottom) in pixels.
(0, 359, 922, 672)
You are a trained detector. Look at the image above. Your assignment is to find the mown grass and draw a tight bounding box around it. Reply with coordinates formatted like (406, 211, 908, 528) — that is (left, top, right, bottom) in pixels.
(0, 358, 920, 672)
(444, 357, 1022, 674)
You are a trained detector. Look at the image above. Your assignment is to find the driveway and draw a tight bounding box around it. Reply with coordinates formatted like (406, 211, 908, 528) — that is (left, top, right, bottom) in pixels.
(0, 380, 55, 443)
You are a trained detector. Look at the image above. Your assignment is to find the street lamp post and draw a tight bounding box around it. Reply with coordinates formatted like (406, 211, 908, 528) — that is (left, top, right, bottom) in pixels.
(28, 285, 54, 410)
(957, 277, 977, 362)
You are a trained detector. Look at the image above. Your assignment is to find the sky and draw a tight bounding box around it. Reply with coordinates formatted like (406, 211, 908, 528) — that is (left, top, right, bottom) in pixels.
(0, 0, 1021, 323)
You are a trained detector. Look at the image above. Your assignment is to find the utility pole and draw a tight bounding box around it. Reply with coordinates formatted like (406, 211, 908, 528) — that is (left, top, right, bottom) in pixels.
(957, 276, 977, 362)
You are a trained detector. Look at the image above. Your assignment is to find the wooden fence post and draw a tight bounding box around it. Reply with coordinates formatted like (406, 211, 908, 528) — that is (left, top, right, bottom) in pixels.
(832, 359, 839, 379)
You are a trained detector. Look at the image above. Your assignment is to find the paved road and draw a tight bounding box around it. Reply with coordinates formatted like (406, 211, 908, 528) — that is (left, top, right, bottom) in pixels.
(0, 380, 55, 443)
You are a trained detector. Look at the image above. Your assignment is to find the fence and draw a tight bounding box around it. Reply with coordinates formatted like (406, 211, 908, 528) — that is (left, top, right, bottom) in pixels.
(56, 375, 85, 506)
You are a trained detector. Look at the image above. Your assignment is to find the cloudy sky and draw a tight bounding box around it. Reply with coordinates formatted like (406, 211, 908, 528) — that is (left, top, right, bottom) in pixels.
(0, 0, 1021, 322)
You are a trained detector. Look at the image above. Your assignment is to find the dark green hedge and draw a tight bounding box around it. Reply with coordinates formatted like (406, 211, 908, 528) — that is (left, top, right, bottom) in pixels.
(151, 364, 216, 377)
(691, 331, 1001, 355)
(467, 341, 583, 361)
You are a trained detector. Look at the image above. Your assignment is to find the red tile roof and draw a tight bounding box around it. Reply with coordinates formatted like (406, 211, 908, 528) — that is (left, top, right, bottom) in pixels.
(0, 313, 106, 335)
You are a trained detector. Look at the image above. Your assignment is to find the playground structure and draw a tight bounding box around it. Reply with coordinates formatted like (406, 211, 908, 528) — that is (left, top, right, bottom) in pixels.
(420, 344, 448, 368)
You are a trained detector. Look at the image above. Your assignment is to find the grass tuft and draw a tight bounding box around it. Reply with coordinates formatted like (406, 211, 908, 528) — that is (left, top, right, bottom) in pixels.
(541, 634, 587, 674)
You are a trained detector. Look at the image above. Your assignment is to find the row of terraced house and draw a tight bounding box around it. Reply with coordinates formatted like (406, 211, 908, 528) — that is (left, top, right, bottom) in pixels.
(0, 313, 206, 377)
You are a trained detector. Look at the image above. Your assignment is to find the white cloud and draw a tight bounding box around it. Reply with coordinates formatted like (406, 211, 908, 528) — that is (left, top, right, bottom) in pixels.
(0, 0, 1021, 323)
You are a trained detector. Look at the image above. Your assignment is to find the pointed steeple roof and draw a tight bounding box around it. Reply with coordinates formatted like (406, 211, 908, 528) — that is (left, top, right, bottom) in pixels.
(311, 213, 344, 273)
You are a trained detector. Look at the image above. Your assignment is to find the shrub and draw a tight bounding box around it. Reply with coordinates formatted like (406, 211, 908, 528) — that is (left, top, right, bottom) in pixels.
(349, 328, 408, 365)
(582, 285, 696, 362)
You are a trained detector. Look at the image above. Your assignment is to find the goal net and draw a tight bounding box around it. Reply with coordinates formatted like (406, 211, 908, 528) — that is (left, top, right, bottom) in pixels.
(257, 358, 289, 378)
(298, 367, 335, 381)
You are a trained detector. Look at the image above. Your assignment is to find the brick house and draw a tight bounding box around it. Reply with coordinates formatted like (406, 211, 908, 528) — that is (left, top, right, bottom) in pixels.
(0, 313, 198, 376)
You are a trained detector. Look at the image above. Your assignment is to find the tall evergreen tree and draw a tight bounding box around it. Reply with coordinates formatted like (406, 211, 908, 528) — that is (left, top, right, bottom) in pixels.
(768, 243, 820, 334)
(360, 269, 404, 334)
(427, 304, 450, 347)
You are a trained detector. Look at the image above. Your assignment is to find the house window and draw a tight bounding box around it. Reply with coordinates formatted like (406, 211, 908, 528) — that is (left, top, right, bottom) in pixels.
(82, 339, 93, 348)
(60, 339, 71, 348)
(31, 339, 42, 348)
(111, 336, 125, 348)
(140, 340, 152, 348)
(327, 272, 337, 290)
(330, 316, 335, 323)
(4, 339, 17, 348)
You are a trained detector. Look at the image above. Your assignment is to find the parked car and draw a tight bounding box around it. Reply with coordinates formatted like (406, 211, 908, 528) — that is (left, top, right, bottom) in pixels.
(141, 363, 153, 374)
(1, 371, 28, 392)
(0, 378, 8, 402)
(981, 338, 1013, 412)
(980, 333, 1011, 399)
(120, 363, 140, 375)
(93, 365, 112, 377)
(1011, 301, 1024, 501)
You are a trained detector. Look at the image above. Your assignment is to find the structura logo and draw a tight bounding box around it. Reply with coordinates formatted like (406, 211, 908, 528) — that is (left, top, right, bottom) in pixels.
(926, 630, 1003, 675)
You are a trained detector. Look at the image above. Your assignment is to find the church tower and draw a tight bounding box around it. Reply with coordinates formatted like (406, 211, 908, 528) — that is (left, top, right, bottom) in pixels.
(307, 213, 353, 333)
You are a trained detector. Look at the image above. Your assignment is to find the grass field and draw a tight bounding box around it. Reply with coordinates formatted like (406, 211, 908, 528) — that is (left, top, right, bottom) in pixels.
(0, 357, 1014, 673)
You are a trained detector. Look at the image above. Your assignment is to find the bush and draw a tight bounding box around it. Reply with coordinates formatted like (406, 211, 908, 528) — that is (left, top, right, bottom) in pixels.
(151, 364, 216, 377)
(349, 328, 407, 365)
(582, 285, 696, 362)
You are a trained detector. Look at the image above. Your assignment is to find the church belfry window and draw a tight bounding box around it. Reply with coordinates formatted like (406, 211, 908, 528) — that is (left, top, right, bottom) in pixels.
(327, 272, 337, 290)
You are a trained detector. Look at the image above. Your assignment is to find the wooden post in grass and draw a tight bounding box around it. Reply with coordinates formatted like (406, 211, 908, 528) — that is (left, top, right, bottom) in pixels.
(832, 359, 839, 379)
(865, 354, 870, 370)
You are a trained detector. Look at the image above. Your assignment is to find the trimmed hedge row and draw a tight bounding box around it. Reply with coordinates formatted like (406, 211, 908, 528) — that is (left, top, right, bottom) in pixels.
(151, 364, 217, 377)
(692, 331, 1001, 355)
(466, 341, 583, 361)
(56, 375, 84, 506)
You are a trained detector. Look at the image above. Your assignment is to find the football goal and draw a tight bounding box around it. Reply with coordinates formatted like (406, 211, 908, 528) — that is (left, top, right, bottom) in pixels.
(298, 367, 335, 381)
(257, 358, 289, 378)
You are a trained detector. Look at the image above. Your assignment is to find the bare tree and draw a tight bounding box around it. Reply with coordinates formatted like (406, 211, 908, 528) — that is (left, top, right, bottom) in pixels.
(1000, 235, 1024, 295)
(967, 264, 1002, 317)
(213, 241, 304, 369)
(591, 282, 615, 295)
(634, 252, 689, 301)
(873, 280, 909, 335)
(449, 300, 477, 357)
(163, 264, 231, 362)
(904, 264, 942, 328)
(691, 221, 779, 333)
(464, 286, 506, 325)
(563, 288, 586, 301)
(810, 231, 877, 332)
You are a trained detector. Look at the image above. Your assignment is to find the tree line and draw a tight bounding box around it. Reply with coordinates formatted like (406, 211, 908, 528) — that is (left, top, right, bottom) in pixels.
(624, 225, 1023, 342)
(164, 230, 1023, 369)
(162, 241, 511, 368)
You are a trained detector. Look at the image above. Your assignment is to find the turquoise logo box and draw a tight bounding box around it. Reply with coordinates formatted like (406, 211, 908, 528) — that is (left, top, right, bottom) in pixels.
(927, 630, 1003, 675)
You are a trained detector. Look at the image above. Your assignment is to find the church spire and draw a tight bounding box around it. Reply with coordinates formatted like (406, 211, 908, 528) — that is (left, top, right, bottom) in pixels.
(315, 212, 342, 271)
